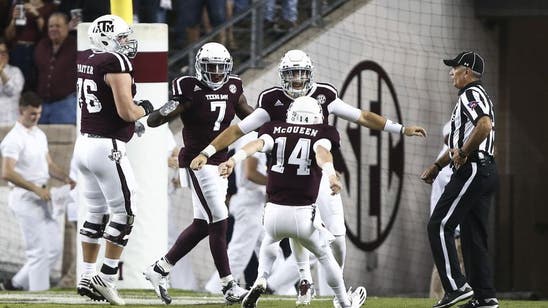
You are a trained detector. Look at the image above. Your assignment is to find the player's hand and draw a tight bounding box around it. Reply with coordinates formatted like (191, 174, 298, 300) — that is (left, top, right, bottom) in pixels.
(34, 185, 51, 201)
(420, 164, 439, 184)
(135, 120, 146, 137)
(190, 154, 207, 170)
(403, 126, 427, 137)
(159, 100, 179, 116)
(65, 177, 77, 190)
(450, 148, 467, 170)
(218, 160, 235, 178)
(135, 99, 154, 116)
(329, 174, 342, 195)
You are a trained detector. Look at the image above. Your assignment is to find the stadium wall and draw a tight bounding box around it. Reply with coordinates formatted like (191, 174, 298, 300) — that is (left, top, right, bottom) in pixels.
(240, 0, 499, 295)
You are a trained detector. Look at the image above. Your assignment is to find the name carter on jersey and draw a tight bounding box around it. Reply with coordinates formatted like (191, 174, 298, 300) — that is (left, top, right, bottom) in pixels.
(77, 64, 94, 75)
(273, 125, 318, 137)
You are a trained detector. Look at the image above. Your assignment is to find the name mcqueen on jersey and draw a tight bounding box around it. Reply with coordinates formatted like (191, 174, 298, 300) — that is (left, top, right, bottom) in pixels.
(273, 125, 319, 137)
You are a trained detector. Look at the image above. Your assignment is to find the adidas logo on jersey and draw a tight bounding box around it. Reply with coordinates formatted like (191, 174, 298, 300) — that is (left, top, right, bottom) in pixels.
(274, 100, 284, 107)
(194, 85, 201, 92)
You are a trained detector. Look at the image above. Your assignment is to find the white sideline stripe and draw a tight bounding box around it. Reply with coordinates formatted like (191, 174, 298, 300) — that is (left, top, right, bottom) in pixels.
(0, 293, 330, 305)
(439, 162, 477, 290)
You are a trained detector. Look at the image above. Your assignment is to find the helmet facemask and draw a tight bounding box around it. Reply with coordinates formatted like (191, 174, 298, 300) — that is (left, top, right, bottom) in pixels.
(194, 43, 233, 90)
(114, 30, 138, 58)
(280, 67, 312, 98)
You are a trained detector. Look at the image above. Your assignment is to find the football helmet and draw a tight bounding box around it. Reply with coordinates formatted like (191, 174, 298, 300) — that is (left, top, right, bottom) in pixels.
(195, 42, 233, 90)
(279, 50, 314, 98)
(286, 96, 323, 125)
(88, 14, 138, 58)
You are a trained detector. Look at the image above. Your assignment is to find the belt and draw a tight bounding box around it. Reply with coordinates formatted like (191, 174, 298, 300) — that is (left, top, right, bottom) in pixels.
(468, 150, 494, 164)
(83, 133, 106, 138)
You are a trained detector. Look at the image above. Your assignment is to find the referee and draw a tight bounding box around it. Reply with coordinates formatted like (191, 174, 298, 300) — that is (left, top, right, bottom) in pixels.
(421, 51, 499, 308)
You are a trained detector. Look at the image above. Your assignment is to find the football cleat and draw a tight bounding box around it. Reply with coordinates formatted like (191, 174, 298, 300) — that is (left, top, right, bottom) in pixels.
(295, 279, 314, 306)
(241, 277, 266, 308)
(77, 273, 105, 302)
(349, 286, 367, 308)
(91, 274, 125, 306)
(143, 263, 172, 305)
(222, 279, 248, 304)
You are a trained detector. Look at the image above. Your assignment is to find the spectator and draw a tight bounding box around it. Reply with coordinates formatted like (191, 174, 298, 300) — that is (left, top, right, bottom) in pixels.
(34, 12, 77, 124)
(4, 0, 57, 91)
(181, 0, 226, 45)
(0, 0, 11, 35)
(133, 0, 160, 23)
(0, 91, 75, 291)
(55, 0, 109, 24)
(0, 37, 25, 125)
(264, 0, 298, 32)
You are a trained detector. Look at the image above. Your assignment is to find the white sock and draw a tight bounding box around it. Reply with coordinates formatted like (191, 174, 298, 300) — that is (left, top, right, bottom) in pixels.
(220, 274, 234, 286)
(82, 262, 96, 275)
(103, 257, 119, 269)
(157, 257, 173, 273)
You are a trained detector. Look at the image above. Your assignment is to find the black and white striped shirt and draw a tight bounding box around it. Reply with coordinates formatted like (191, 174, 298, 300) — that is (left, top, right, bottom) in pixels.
(448, 81, 495, 158)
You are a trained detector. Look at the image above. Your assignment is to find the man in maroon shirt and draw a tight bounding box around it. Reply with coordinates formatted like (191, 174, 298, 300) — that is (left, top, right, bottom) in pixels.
(34, 12, 77, 124)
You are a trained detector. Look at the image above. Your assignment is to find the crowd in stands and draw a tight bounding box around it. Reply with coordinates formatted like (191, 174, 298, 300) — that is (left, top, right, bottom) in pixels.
(0, 0, 299, 126)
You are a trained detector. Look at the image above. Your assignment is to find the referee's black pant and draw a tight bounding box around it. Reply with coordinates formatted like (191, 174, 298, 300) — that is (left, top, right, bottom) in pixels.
(428, 158, 498, 300)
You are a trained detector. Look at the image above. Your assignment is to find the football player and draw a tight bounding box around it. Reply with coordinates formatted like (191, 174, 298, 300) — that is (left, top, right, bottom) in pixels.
(143, 42, 253, 305)
(220, 96, 367, 308)
(191, 49, 427, 305)
(74, 15, 154, 305)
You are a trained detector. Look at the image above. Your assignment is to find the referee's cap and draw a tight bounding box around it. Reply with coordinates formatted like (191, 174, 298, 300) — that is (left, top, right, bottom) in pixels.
(443, 51, 484, 75)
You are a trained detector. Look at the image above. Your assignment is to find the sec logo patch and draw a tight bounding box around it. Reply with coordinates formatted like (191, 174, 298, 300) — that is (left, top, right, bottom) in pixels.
(229, 84, 237, 94)
(316, 94, 326, 104)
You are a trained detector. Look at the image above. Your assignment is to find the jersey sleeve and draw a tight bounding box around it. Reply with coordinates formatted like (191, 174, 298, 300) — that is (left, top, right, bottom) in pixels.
(237, 108, 270, 134)
(101, 52, 133, 74)
(312, 138, 332, 153)
(171, 76, 192, 102)
(328, 98, 361, 122)
(460, 88, 491, 125)
(258, 122, 274, 153)
(322, 126, 341, 149)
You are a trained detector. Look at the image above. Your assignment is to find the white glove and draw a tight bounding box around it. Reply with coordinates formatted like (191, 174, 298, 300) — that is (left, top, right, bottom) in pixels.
(135, 120, 146, 137)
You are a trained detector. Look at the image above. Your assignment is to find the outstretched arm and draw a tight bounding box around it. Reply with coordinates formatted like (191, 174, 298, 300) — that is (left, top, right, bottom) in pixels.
(218, 139, 265, 178)
(329, 98, 427, 137)
(147, 100, 186, 127)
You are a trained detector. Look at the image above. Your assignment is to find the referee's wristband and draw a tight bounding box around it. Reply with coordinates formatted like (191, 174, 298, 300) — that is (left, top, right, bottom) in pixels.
(384, 119, 404, 135)
(200, 145, 216, 158)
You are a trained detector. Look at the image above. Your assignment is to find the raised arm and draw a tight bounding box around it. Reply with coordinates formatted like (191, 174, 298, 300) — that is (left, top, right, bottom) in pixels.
(218, 139, 265, 178)
(147, 99, 186, 127)
(329, 98, 427, 137)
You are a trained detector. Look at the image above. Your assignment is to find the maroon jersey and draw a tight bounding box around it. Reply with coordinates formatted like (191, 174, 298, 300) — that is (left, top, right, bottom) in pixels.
(257, 82, 338, 123)
(259, 121, 340, 206)
(77, 49, 137, 142)
(172, 75, 244, 167)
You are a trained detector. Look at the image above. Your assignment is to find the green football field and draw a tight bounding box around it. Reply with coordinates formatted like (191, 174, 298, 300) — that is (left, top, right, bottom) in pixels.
(0, 289, 546, 307)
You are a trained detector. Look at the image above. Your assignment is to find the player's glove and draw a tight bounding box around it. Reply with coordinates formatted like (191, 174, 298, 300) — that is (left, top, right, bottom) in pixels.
(159, 100, 180, 116)
(135, 99, 154, 116)
(135, 120, 146, 137)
